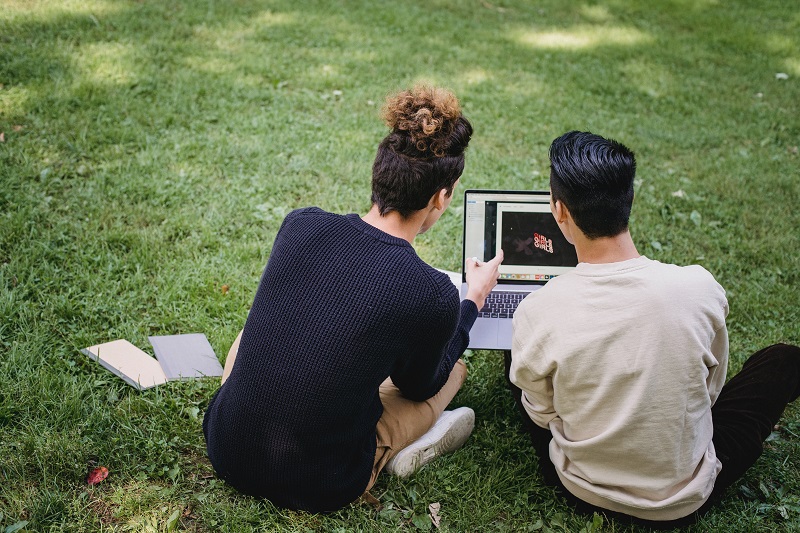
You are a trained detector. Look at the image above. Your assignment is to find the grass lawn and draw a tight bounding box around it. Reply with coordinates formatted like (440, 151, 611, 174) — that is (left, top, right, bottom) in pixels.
(1, 0, 799, 531)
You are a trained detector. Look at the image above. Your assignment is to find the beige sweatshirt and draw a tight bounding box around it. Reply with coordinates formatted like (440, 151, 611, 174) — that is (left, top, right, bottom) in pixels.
(511, 256, 729, 521)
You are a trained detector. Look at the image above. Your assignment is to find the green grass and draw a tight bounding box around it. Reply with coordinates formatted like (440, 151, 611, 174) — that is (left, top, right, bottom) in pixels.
(1, 0, 799, 531)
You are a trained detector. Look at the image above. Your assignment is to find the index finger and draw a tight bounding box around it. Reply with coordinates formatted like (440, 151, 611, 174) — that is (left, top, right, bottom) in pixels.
(487, 249, 504, 266)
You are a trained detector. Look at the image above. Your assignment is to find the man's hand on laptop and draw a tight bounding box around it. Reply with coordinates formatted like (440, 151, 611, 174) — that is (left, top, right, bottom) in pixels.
(465, 250, 504, 311)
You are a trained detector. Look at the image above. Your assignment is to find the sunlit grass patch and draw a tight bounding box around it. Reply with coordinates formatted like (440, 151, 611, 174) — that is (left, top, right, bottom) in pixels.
(514, 24, 654, 50)
(458, 68, 492, 86)
(0, 0, 122, 20)
(0, 86, 31, 123)
(783, 58, 800, 77)
(765, 33, 797, 55)
(72, 42, 141, 86)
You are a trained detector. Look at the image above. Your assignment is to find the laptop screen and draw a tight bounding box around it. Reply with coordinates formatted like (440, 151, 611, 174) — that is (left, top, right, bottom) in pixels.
(462, 190, 578, 284)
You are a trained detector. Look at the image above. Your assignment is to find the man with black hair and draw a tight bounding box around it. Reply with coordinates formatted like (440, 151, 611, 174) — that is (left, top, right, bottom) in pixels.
(508, 130, 800, 527)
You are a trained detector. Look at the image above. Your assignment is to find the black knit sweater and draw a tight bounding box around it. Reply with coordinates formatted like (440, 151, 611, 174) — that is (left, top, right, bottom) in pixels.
(203, 208, 477, 512)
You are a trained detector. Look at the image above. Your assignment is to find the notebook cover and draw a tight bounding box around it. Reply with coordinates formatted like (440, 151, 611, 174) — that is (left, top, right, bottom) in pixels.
(82, 339, 168, 390)
(148, 333, 222, 380)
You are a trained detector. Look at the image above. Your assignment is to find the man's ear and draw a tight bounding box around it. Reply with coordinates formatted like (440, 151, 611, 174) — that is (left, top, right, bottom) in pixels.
(553, 200, 569, 223)
(431, 188, 448, 210)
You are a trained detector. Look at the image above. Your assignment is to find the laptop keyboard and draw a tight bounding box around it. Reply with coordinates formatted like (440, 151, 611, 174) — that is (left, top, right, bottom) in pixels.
(478, 291, 530, 318)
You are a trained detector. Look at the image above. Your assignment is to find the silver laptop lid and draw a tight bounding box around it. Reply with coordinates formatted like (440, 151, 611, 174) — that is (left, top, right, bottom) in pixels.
(461, 190, 578, 285)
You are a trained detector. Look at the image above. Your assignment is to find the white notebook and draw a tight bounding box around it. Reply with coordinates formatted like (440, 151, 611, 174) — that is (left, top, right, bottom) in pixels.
(82, 339, 168, 390)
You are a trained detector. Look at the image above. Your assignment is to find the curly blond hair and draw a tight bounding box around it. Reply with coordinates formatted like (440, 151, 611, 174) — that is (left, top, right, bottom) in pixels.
(381, 85, 463, 158)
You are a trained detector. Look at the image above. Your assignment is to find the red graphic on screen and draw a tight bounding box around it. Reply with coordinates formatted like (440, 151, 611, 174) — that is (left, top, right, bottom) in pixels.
(512, 233, 554, 255)
(534, 233, 554, 254)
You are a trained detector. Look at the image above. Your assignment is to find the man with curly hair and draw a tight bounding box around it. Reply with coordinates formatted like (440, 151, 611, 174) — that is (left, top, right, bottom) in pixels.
(203, 86, 502, 512)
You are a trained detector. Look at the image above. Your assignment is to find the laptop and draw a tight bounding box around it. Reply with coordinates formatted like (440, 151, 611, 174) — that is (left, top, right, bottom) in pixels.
(460, 189, 578, 350)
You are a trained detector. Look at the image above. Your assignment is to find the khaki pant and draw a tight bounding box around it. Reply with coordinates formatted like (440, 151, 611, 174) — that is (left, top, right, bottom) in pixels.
(366, 358, 467, 490)
(222, 331, 468, 492)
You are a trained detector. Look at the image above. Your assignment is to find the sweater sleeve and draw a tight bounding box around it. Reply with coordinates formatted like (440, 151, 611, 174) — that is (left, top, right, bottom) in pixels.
(391, 292, 478, 402)
(510, 297, 558, 428)
(705, 277, 729, 406)
(707, 325, 729, 406)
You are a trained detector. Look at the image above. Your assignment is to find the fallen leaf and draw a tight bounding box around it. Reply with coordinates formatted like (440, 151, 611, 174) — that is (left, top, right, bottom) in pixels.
(221, 284, 229, 294)
(12, 125, 23, 132)
(671, 189, 686, 198)
(775, 72, 789, 80)
(0, 132, 5, 143)
(690, 210, 702, 226)
(87, 466, 109, 485)
(429, 502, 441, 528)
(5, 521, 28, 533)
(165, 509, 180, 531)
(650, 241, 663, 251)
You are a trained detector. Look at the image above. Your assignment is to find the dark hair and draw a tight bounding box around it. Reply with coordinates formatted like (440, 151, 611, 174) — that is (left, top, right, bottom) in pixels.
(371, 86, 473, 217)
(549, 131, 636, 239)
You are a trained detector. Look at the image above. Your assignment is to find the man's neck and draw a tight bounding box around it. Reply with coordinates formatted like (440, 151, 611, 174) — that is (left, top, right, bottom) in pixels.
(361, 205, 425, 244)
(573, 229, 640, 264)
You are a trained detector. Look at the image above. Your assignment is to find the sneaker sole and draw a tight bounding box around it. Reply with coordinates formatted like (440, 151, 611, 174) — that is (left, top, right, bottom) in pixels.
(385, 407, 475, 478)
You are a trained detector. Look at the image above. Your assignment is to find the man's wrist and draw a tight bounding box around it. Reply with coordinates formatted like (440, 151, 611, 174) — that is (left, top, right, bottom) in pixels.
(465, 289, 486, 310)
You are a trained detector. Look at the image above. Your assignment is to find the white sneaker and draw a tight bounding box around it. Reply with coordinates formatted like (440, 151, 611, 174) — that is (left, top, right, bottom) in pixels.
(384, 407, 475, 478)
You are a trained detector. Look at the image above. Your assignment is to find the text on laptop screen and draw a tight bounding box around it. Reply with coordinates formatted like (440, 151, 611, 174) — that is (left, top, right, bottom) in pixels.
(463, 191, 578, 282)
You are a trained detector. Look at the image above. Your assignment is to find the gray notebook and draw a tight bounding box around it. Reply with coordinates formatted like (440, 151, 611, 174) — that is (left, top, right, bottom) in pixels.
(148, 333, 223, 380)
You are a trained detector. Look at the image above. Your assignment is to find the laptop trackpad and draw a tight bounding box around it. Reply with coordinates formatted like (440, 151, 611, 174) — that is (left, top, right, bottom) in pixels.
(468, 318, 498, 350)
(496, 320, 513, 350)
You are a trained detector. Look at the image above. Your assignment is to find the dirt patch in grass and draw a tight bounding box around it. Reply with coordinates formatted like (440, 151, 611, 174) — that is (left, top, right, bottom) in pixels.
(87, 491, 117, 525)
